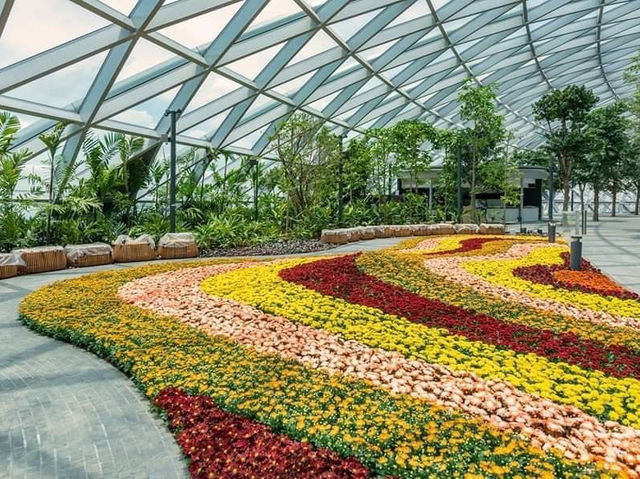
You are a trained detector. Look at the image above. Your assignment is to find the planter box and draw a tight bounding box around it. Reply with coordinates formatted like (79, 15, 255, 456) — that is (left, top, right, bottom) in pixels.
(432, 223, 455, 235)
(454, 223, 480, 234)
(479, 223, 506, 235)
(320, 229, 351, 244)
(157, 233, 198, 259)
(14, 246, 67, 274)
(113, 243, 156, 263)
(65, 243, 114, 268)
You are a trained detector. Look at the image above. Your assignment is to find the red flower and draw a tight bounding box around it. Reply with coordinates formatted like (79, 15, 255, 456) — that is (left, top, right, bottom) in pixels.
(154, 388, 371, 479)
(280, 255, 640, 380)
(513, 252, 639, 301)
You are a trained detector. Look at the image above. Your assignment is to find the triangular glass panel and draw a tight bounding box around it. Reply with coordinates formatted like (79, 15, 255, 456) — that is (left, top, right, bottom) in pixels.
(330, 10, 381, 41)
(355, 76, 384, 96)
(0, 0, 110, 68)
(385, 1, 431, 29)
(306, 90, 341, 111)
(223, 42, 287, 81)
(4, 51, 108, 109)
(157, 2, 243, 52)
(113, 38, 177, 84)
(269, 71, 315, 96)
(105, 0, 137, 15)
(287, 30, 340, 65)
(242, 94, 278, 121)
(247, 0, 304, 31)
(183, 73, 244, 114)
(359, 39, 398, 62)
(333, 57, 360, 76)
(110, 86, 181, 128)
(182, 109, 232, 140)
(228, 126, 270, 150)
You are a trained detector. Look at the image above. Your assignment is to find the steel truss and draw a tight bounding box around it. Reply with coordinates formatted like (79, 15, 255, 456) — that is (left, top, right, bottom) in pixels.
(0, 0, 638, 199)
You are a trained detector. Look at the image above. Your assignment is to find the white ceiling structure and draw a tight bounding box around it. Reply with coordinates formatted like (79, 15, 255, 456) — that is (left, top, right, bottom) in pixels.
(1, 0, 639, 196)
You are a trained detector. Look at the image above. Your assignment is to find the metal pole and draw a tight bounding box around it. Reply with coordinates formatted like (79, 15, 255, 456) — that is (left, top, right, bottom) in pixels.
(338, 135, 346, 227)
(252, 158, 259, 221)
(570, 235, 583, 270)
(428, 179, 433, 217)
(548, 162, 554, 222)
(165, 108, 181, 233)
(456, 144, 462, 222)
(518, 176, 524, 233)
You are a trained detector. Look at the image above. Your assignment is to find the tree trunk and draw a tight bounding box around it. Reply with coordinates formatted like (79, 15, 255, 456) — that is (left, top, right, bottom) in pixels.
(470, 155, 476, 223)
(593, 185, 600, 222)
(579, 185, 585, 213)
(635, 183, 640, 215)
(562, 170, 570, 212)
(611, 185, 617, 217)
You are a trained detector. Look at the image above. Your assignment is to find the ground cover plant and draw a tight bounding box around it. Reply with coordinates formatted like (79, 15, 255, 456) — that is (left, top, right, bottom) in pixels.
(19, 235, 640, 477)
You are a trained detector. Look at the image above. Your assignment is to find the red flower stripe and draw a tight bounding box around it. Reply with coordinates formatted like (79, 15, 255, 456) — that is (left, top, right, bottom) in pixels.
(513, 252, 640, 301)
(280, 255, 640, 380)
(425, 237, 507, 256)
(154, 388, 371, 479)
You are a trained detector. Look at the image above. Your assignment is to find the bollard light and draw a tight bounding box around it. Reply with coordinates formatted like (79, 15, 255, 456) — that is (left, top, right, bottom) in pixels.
(548, 222, 556, 243)
(570, 235, 583, 271)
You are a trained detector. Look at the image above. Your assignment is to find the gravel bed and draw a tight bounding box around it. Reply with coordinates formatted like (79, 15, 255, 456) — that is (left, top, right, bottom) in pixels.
(200, 239, 336, 257)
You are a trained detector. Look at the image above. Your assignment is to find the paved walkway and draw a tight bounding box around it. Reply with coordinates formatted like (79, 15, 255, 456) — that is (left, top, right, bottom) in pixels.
(2, 228, 638, 478)
(0, 266, 187, 479)
(0, 238, 406, 479)
(579, 216, 640, 294)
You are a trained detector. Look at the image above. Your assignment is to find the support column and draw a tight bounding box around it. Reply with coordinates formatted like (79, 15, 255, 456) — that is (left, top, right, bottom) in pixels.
(456, 145, 462, 222)
(165, 108, 181, 233)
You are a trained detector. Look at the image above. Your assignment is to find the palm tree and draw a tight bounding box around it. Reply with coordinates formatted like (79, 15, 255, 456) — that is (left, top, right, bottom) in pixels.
(0, 112, 33, 250)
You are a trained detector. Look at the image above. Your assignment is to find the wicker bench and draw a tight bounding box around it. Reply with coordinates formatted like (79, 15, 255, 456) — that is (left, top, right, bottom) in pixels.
(13, 246, 67, 274)
(65, 243, 114, 268)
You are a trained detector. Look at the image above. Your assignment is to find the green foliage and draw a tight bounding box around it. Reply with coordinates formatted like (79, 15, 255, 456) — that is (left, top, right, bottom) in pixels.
(624, 51, 640, 215)
(577, 102, 630, 220)
(533, 85, 599, 211)
(438, 80, 509, 222)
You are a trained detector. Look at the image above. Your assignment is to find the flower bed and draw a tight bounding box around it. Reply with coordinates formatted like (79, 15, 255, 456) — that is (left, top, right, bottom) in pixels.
(513, 252, 639, 300)
(18, 234, 640, 477)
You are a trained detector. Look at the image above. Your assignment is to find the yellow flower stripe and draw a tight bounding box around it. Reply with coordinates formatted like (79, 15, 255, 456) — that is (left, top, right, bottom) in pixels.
(202, 260, 640, 428)
(18, 261, 611, 478)
(464, 245, 640, 318)
(357, 249, 640, 351)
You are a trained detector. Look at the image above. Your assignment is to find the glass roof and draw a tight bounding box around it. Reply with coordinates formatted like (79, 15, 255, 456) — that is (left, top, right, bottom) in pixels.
(1, 0, 638, 176)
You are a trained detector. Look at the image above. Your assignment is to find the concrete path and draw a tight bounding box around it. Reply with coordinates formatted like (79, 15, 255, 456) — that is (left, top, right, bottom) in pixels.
(0, 237, 407, 479)
(2, 226, 638, 478)
(579, 216, 640, 294)
(0, 266, 187, 479)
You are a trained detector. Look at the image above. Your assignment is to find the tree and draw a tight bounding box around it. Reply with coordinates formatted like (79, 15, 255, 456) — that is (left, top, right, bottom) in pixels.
(533, 85, 598, 212)
(0, 112, 35, 251)
(457, 80, 507, 222)
(624, 50, 640, 215)
(270, 113, 340, 227)
(39, 122, 67, 241)
(582, 102, 630, 221)
(387, 119, 438, 194)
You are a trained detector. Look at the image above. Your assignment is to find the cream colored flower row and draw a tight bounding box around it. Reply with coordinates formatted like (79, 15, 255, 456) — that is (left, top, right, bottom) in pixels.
(424, 243, 640, 330)
(119, 263, 640, 474)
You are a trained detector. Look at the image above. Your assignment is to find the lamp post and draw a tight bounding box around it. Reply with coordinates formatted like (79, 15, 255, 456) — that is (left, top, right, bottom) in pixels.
(456, 143, 462, 222)
(548, 160, 554, 222)
(249, 158, 259, 221)
(164, 108, 182, 233)
(338, 134, 346, 227)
